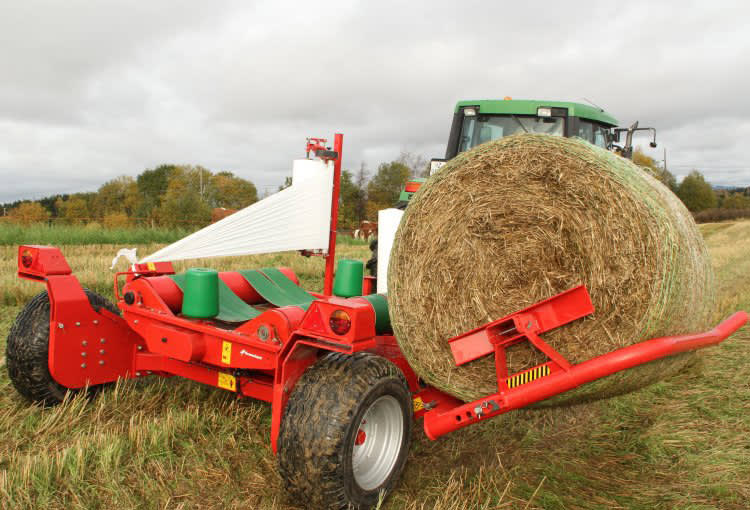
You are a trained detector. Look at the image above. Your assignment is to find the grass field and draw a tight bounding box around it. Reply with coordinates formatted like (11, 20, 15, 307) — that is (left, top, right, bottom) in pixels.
(0, 223, 192, 246)
(0, 222, 748, 509)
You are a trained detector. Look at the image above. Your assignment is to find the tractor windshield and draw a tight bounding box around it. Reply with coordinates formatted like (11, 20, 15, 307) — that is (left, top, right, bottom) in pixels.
(575, 119, 609, 148)
(458, 115, 564, 153)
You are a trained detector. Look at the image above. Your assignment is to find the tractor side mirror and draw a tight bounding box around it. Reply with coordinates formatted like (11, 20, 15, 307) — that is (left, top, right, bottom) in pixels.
(430, 158, 447, 176)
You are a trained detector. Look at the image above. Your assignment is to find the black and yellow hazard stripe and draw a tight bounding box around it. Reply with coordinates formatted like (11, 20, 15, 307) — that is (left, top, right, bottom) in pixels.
(506, 364, 551, 389)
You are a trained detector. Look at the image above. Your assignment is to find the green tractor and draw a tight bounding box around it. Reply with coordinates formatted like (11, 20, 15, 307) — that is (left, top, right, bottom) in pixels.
(368, 98, 657, 279)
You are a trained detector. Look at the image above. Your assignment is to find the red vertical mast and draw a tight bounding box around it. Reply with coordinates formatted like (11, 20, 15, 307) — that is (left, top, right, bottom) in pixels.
(323, 133, 343, 295)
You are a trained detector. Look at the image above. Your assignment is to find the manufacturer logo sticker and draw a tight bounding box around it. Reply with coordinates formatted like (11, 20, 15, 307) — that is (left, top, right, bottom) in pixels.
(240, 349, 263, 360)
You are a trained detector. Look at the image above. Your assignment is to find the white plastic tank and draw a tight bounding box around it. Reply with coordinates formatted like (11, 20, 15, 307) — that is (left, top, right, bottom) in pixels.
(376, 208, 404, 294)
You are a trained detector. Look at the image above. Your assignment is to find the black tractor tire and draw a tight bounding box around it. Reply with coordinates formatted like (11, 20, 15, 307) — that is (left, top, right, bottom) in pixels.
(278, 352, 413, 509)
(366, 238, 377, 278)
(6, 289, 119, 406)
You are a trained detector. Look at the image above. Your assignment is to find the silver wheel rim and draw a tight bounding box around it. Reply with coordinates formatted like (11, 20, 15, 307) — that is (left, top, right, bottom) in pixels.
(352, 394, 404, 491)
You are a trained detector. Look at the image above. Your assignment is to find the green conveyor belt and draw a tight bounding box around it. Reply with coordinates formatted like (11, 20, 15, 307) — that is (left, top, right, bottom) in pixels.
(169, 268, 315, 323)
(259, 268, 315, 307)
(239, 269, 314, 310)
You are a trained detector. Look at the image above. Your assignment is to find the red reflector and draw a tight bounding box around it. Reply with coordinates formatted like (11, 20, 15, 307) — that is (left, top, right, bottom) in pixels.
(329, 310, 352, 335)
(404, 182, 422, 193)
(21, 249, 34, 268)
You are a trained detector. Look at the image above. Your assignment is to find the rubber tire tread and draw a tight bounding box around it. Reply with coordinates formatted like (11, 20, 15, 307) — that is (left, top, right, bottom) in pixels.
(278, 352, 412, 509)
(6, 289, 119, 406)
(366, 238, 377, 277)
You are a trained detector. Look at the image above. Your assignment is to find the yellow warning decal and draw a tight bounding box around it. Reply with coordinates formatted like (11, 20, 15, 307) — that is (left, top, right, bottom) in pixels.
(218, 372, 236, 391)
(413, 397, 424, 412)
(507, 365, 551, 389)
(146, 262, 156, 271)
(222, 341, 232, 364)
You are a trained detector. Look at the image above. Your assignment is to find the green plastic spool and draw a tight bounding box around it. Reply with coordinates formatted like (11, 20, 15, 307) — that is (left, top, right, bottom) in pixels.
(361, 293, 390, 334)
(333, 259, 364, 297)
(182, 268, 219, 318)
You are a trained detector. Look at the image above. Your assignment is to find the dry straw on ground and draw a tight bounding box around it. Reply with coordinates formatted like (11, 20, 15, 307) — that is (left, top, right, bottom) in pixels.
(388, 134, 714, 404)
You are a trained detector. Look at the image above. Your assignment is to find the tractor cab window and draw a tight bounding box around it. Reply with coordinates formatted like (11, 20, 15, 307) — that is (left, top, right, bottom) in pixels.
(576, 120, 609, 148)
(458, 115, 564, 153)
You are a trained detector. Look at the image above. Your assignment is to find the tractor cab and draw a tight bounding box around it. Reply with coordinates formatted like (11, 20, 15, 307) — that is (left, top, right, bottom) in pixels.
(397, 99, 657, 204)
(383, 99, 658, 282)
(446, 99, 618, 158)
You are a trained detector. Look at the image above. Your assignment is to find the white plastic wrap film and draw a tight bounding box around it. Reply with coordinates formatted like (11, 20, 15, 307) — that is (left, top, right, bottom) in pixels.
(292, 158, 326, 184)
(376, 208, 404, 294)
(141, 159, 334, 263)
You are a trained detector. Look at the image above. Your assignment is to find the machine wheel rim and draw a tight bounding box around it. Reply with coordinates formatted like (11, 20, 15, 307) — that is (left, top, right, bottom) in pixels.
(351, 394, 404, 491)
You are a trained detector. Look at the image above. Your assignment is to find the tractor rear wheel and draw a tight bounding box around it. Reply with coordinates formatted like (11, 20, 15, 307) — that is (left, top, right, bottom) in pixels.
(366, 238, 377, 278)
(278, 352, 412, 509)
(6, 290, 119, 406)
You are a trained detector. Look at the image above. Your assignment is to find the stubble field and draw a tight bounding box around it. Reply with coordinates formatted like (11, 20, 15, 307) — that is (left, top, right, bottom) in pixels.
(0, 221, 748, 509)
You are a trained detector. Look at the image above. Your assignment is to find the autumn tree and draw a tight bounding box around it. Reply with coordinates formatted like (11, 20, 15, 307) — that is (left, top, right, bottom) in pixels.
(353, 163, 369, 223)
(56, 195, 90, 224)
(677, 171, 717, 212)
(633, 148, 677, 192)
(136, 164, 177, 222)
(94, 176, 139, 218)
(209, 171, 258, 209)
(156, 167, 212, 227)
(366, 161, 410, 218)
(397, 150, 429, 178)
(9, 202, 49, 225)
(721, 192, 749, 209)
(39, 194, 67, 217)
(278, 176, 292, 191)
(102, 212, 131, 228)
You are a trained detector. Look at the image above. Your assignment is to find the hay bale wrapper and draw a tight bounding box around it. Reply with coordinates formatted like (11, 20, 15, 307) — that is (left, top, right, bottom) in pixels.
(7, 132, 747, 509)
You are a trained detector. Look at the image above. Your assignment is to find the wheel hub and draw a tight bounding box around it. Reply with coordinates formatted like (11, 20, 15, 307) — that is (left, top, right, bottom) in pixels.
(351, 395, 404, 491)
(355, 427, 367, 445)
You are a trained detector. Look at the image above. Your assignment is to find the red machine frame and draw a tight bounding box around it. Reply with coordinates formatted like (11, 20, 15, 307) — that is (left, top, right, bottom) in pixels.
(15, 133, 748, 453)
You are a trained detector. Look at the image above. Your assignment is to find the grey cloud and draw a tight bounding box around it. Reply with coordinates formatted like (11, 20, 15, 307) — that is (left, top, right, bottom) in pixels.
(1, 0, 748, 203)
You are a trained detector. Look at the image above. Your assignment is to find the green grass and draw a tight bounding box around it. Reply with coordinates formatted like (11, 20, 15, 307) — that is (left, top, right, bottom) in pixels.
(0, 222, 749, 509)
(335, 234, 370, 246)
(0, 222, 369, 247)
(0, 223, 192, 245)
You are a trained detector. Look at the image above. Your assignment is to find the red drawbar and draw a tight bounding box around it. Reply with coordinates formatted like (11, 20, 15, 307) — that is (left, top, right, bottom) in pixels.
(423, 295, 747, 440)
(47, 274, 145, 388)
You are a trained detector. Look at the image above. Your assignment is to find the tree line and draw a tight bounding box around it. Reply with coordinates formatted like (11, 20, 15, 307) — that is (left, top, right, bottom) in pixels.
(2, 149, 747, 229)
(632, 149, 750, 220)
(1, 152, 426, 230)
(2, 165, 259, 228)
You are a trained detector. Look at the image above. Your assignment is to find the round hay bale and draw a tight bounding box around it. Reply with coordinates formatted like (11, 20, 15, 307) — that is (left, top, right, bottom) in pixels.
(388, 134, 714, 405)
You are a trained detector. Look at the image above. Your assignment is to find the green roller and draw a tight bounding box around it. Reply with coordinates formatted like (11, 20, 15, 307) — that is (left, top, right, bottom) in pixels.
(182, 268, 219, 318)
(360, 293, 390, 334)
(333, 259, 364, 297)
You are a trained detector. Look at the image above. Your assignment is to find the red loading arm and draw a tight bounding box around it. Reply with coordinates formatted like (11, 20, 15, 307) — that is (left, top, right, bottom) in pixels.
(449, 285, 594, 366)
(423, 286, 747, 440)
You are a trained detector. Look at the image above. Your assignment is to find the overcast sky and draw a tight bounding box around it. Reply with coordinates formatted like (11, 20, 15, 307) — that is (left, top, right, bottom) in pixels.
(1, 1, 748, 203)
